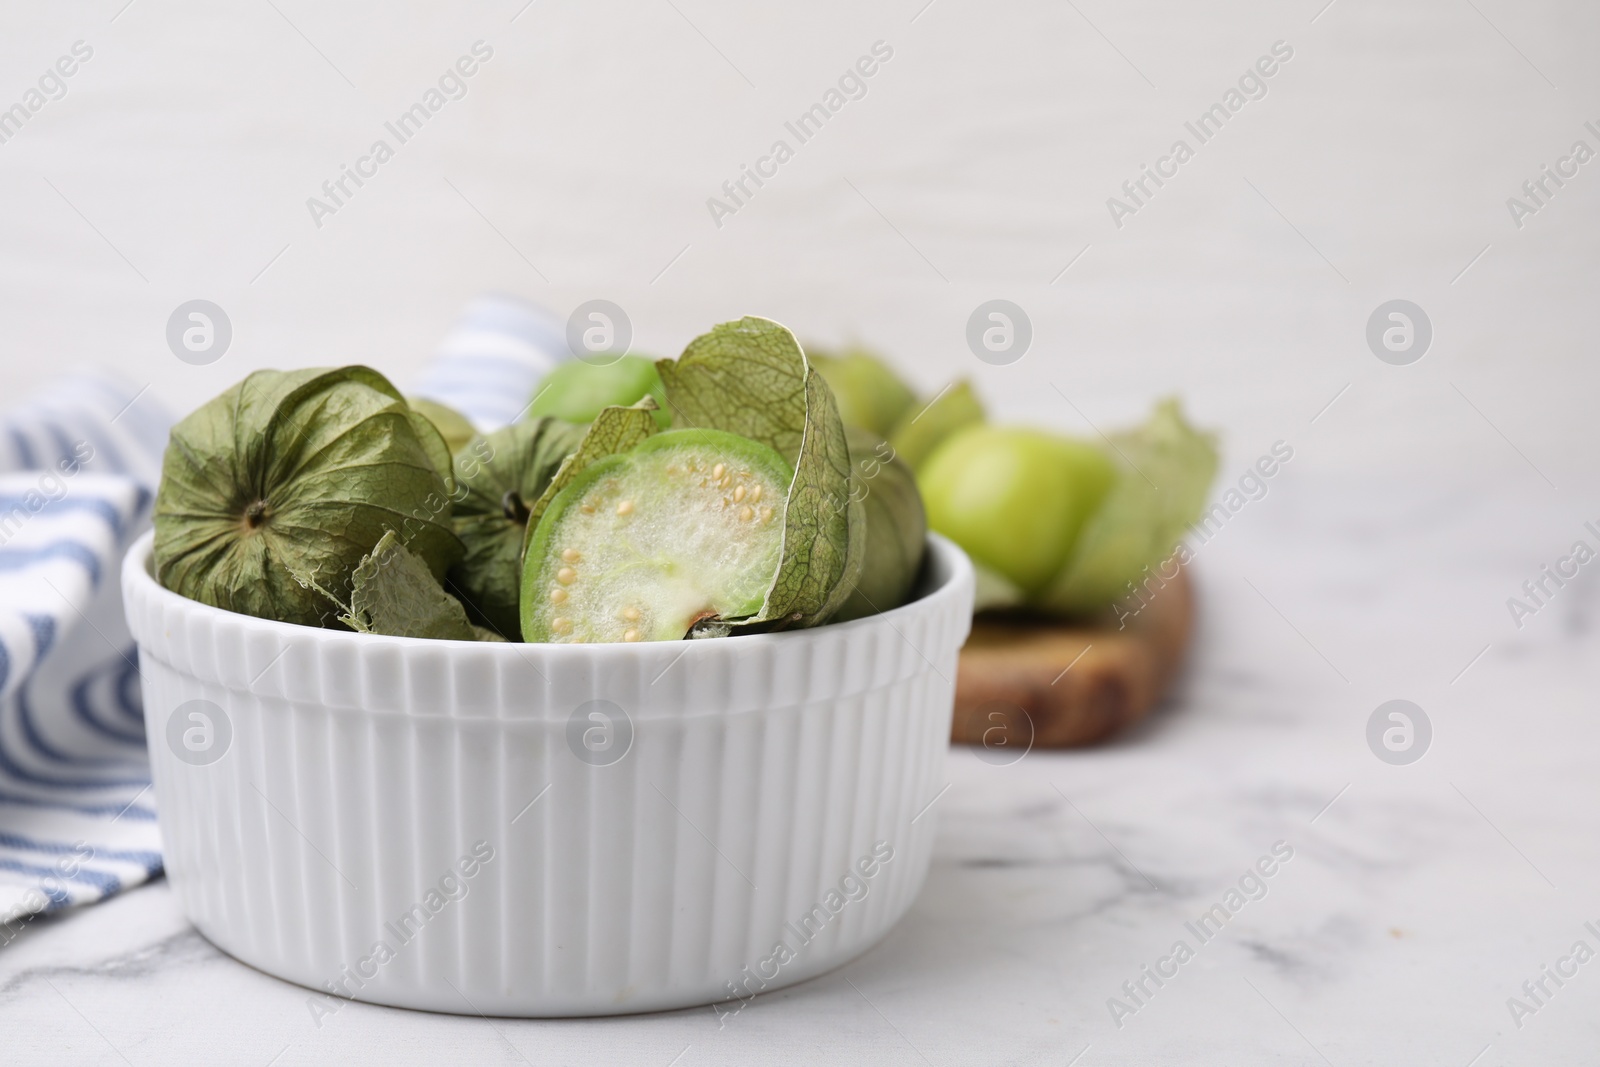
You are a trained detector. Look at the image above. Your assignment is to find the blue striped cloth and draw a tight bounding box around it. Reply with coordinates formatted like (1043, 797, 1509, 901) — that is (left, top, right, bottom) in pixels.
(0, 295, 571, 940)
(0, 376, 167, 937)
(412, 294, 571, 429)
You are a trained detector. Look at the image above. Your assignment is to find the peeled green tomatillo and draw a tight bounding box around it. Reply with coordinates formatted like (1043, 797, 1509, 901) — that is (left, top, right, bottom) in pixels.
(521, 429, 792, 643)
(918, 426, 1113, 596)
(527, 356, 671, 429)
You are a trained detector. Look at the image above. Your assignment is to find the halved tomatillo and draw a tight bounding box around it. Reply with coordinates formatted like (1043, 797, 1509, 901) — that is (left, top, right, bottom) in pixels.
(520, 429, 793, 643)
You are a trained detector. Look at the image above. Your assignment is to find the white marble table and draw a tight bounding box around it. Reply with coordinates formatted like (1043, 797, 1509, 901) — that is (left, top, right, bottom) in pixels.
(4, 472, 1597, 1065)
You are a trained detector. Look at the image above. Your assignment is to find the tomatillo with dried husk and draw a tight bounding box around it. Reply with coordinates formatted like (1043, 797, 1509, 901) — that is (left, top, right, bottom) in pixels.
(446, 417, 587, 638)
(153, 366, 463, 628)
(409, 396, 477, 456)
(832, 427, 926, 622)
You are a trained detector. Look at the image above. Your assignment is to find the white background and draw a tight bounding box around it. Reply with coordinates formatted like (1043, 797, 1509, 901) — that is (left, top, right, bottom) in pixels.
(2, 2, 1598, 1064)
(0, 0, 1594, 485)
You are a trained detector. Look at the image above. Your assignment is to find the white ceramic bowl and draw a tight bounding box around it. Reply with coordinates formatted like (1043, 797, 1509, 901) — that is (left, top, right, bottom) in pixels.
(122, 530, 973, 1018)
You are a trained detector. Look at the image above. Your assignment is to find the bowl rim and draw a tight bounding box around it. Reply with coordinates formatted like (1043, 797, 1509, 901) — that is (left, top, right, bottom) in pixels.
(123, 528, 974, 659)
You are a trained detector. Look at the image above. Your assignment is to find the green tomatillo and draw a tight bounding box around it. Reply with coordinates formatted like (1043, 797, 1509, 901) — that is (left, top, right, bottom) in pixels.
(809, 347, 917, 438)
(521, 429, 793, 643)
(887, 379, 985, 472)
(917, 401, 1217, 615)
(153, 366, 464, 628)
(1039, 399, 1218, 614)
(408, 396, 477, 456)
(918, 425, 1114, 599)
(526, 355, 671, 429)
(519, 316, 864, 643)
(832, 427, 926, 622)
(446, 417, 587, 637)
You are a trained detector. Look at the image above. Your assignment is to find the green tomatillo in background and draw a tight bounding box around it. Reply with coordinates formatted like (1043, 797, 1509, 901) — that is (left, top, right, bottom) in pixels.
(919, 426, 1114, 600)
(917, 400, 1216, 614)
(810, 347, 918, 439)
(1038, 399, 1218, 615)
(526, 355, 671, 429)
(807, 344, 985, 472)
(888, 379, 985, 472)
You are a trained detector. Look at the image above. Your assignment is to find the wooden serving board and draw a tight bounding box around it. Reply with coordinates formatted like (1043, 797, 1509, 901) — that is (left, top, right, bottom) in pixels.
(950, 568, 1194, 749)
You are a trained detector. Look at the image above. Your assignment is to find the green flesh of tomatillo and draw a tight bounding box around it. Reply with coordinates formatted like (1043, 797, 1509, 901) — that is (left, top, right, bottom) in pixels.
(520, 429, 793, 643)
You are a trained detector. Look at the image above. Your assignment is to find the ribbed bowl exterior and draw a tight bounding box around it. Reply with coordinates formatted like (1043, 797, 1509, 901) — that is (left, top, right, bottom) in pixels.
(123, 532, 973, 1017)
